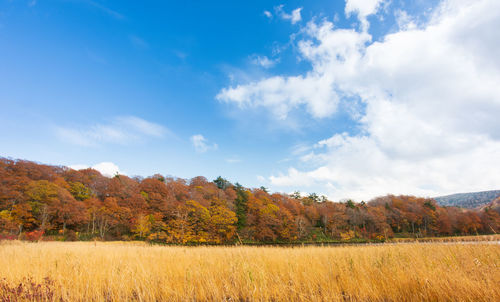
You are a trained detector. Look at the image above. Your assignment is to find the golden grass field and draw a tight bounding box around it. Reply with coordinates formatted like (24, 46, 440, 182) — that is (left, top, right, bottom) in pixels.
(0, 241, 499, 301)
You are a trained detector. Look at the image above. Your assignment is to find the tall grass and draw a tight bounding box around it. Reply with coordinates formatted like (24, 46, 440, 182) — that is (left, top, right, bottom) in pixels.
(0, 241, 498, 301)
(389, 234, 500, 243)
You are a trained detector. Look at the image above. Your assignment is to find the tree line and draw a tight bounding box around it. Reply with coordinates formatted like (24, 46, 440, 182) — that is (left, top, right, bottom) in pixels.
(0, 158, 499, 243)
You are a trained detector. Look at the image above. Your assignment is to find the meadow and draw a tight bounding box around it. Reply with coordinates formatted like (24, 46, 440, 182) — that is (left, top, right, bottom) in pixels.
(0, 241, 499, 301)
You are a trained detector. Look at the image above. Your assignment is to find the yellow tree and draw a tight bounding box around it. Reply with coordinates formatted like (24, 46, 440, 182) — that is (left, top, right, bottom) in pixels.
(132, 214, 153, 238)
(165, 200, 210, 243)
(24, 180, 60, 231)
(208, 201, 237, 243)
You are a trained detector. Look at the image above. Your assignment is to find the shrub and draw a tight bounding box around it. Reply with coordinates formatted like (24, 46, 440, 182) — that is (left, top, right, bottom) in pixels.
(0, 233, 17, 241)
(64, 230, 78, 241)
(0, 277, 59, 301)
(24, 230, 44, 242)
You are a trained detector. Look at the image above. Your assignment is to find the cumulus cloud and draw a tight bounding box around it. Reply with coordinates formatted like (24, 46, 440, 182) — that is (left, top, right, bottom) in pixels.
(56, 116, 170, 146)
(263, 10, 272, 18)
(394, 9, 417, 31)
(217, 74, 339, 120)
(289, 7, 303, 24)
(70, 162, 122, 177)
(275, 5, 302, 24)
(219, 0, 500, 200)
(345, 0, 385, 30)
(190, 134, 218, 153)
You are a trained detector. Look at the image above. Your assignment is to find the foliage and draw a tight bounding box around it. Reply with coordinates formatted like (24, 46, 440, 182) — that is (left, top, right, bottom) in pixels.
(0, 158, 498, 244)
(24, 230, 44, 241)
(213, 176, 230, 190)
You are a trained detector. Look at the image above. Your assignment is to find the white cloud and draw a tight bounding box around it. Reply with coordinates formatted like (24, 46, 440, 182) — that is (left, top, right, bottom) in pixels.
(394, 9, 417, 31)
(263, 10, 272, 18)
(257, 175, 266, 183)
(345, 0, 384, 30)
(56, 116, 169, 146)
(115, 116, 165, 137)
(190, 134, 218, 153)
(251, 55, 277, 68)
(219, 0, 500, 200)
(275, 5, 302, 24)
(70, 162, 122, 177)
(85, 0, 124, 20)
(217, 74, 339, 120)
(290, 7, 303, 24)
(226, 157, 241, 164)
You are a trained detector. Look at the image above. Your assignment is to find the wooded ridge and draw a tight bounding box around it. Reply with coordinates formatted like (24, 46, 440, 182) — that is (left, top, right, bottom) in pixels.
(1, 158, 499, 243)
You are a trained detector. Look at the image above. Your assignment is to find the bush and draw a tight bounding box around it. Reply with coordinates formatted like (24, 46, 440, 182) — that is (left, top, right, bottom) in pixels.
(64, 230, 78, 241)
(25, 230, 44, 242)
(0, 277, 58, 301)
(0, 233, 17, 241)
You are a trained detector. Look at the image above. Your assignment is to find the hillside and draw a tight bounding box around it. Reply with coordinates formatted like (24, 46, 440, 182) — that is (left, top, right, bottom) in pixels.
(1, 158, 499, 243)
(434, 190, 500, 208)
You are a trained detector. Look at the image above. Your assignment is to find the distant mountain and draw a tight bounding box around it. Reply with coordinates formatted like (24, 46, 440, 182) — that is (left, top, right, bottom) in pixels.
(434, 190, 500, 208)
(477, 197, 500, 213)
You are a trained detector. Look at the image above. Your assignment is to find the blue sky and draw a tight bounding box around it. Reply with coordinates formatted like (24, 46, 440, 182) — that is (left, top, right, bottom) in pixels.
(1, 0, 499, 201)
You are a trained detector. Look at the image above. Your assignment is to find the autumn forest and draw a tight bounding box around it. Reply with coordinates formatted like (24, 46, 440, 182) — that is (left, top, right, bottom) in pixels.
(1, 158, 499, 244)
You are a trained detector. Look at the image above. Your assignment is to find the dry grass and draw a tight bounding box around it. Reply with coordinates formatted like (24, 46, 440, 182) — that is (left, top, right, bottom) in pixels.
(0, 241, 499, 301)
(389, 234, 500, 243)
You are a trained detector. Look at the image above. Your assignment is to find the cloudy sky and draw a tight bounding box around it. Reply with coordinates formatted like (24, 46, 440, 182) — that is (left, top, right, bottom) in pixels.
(1, 0, 499, 201)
